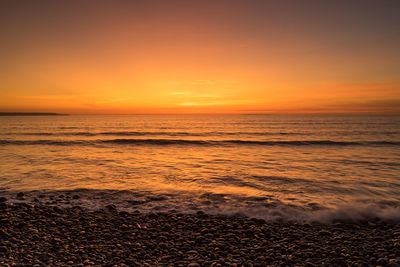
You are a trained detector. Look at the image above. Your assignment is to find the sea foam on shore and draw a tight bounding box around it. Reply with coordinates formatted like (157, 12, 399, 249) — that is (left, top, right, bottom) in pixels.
(1, 189, 400, 224)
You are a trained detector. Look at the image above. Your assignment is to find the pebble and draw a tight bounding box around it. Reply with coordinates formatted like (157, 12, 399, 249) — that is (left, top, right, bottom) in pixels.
(0, 202, 398, 266)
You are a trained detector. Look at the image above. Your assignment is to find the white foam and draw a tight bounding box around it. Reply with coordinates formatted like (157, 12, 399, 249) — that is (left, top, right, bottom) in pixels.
(2, 189, 400, 223)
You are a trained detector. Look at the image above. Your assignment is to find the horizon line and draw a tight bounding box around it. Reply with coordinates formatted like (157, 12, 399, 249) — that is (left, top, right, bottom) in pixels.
(1, 112, 400, 116)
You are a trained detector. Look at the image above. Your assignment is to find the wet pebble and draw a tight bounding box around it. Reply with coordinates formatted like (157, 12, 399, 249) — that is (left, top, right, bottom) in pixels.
(0, 203, 398, 266)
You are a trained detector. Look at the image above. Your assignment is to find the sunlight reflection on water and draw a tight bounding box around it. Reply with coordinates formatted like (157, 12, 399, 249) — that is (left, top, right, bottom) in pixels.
(1, 114, 400, 221)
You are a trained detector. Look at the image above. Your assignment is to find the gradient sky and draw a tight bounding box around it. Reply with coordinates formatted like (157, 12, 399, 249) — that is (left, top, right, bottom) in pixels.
(1, 0, 399, 114)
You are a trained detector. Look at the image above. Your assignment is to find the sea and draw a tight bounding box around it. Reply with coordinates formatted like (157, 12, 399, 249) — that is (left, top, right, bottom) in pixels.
(1, 114, 399, 222)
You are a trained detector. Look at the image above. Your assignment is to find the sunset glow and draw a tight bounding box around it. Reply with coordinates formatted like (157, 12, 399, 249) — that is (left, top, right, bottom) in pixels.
(1, 2, 400, 264)
(1, 1, 399, 114)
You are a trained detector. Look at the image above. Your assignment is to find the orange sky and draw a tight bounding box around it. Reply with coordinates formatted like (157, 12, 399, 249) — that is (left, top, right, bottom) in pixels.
(1, 1, 399, 114)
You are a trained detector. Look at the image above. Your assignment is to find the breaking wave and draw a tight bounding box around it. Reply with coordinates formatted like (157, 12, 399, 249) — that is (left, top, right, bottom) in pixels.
(2, 189, 400, 223)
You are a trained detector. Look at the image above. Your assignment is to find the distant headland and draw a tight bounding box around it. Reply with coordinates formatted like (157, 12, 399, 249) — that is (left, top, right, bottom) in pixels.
(0, 112, 68, 116)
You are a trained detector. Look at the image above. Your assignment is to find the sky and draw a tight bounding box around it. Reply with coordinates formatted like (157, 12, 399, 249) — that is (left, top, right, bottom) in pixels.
(0, 0, 399, 114)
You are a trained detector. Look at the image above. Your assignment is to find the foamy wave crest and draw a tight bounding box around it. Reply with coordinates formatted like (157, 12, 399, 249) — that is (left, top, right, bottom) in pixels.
(307, 205, 400, 223)
(2, 189, 400, 223)
(196, 204, 400, 223)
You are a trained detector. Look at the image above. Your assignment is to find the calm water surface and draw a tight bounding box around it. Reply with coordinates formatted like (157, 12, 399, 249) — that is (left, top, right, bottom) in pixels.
(1, 114, 399, 221)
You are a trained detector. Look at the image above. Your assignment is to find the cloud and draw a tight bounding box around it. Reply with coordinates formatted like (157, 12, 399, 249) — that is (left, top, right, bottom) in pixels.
(166, 79, 236, 87)
(167, 91, 192, 95)
(179, 101, 230, 106)
(311, 81, 400, 98)
(20, 94, 77, 100)
(167, 91, 225, 99)
(94, 98, 130, 105)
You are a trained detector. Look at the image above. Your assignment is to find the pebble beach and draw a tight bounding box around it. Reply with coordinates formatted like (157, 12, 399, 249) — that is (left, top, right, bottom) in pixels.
(1, 198, 400, 266)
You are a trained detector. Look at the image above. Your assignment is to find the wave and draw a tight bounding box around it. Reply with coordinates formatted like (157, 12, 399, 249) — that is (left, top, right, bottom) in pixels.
(4, 130, 399, 139)
(2, 189, 400, 223)
(0, 140, 88, 146)
(4, 131, 305, 137)
(0, 138, 399, 147)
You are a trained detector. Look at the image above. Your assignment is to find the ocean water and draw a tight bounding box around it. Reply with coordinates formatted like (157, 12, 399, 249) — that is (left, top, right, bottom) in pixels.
(1, 114, 400, 222)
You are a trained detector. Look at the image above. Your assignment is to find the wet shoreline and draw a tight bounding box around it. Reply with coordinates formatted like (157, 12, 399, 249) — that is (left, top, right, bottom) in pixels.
(2, 189, 400, 224)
